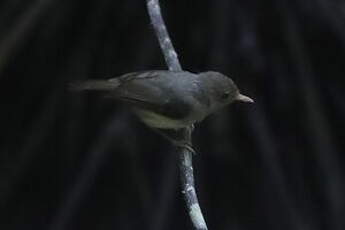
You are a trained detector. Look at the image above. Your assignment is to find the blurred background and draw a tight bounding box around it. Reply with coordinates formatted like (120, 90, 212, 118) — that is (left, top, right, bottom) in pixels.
(0, 0, 344, 229)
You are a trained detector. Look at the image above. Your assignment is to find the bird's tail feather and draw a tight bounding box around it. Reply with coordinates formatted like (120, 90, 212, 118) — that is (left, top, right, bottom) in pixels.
(69, 80, 119, 91)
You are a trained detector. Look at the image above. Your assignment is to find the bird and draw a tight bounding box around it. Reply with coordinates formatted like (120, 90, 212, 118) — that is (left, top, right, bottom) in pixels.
(71, 70, 253, 150)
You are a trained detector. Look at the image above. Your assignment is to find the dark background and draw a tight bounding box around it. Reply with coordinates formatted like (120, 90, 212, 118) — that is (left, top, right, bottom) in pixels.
(1, 0, 344, 229)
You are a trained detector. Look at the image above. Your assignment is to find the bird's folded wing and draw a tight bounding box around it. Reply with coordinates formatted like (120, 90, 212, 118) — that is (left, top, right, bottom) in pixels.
(109, 72, 191, 120)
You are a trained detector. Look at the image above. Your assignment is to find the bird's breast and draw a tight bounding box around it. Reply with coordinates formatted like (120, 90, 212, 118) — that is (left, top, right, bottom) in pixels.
(134, 109, 192, 129)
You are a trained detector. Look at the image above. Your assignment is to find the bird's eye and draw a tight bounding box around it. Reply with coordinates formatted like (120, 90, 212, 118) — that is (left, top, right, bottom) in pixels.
(221, 92, 230, 100)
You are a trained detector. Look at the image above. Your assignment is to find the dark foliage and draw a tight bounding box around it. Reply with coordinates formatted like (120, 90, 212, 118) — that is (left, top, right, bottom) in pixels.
(0, 0, 344, 229)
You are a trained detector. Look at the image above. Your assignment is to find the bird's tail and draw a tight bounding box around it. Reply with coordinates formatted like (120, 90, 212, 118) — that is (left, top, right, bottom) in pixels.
(69, 80, 119, 91)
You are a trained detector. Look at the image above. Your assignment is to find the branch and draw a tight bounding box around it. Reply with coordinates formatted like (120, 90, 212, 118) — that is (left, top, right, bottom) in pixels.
(179, 151, 207, 229)
(146, 0, 182, 71)
(146, 1, 208, 229)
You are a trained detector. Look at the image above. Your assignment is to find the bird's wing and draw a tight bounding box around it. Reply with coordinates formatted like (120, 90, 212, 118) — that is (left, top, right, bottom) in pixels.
(109, 70, 173, 84)
(108, 71, 192, 120)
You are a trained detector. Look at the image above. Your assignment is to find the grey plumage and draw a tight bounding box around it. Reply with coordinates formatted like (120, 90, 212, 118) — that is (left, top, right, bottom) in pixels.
(71, 70, 253, 129)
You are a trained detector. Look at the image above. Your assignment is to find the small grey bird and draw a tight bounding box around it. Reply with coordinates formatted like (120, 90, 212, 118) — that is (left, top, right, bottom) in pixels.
(71, 70, 253, 149)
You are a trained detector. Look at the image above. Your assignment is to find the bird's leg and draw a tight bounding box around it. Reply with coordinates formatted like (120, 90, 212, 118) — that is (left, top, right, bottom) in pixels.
(153, 127, 196, 154)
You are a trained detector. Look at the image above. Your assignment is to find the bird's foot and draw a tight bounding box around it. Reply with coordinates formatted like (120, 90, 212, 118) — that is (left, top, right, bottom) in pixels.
(152, 127, 196, 154)
(173, 141, 196, 155)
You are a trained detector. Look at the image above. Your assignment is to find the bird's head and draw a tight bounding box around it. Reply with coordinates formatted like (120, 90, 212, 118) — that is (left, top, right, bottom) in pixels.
(199, 71, 254, 112)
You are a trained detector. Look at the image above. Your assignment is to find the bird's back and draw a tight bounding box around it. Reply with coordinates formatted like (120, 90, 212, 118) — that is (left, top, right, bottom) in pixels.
(111, 71, 210, 127)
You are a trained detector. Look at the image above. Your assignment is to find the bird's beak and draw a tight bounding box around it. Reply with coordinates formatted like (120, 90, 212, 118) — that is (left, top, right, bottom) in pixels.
(236, 94, 254, 103)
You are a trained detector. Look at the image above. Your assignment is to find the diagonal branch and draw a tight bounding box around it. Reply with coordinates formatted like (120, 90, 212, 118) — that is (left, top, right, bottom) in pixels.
(146, 0, 182, 71)
(146, 1, 208, 229)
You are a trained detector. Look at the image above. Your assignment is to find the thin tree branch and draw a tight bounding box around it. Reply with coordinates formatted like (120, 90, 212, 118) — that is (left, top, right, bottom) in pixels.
(146, 1, 208, 229)
(146, 0, 182, 71)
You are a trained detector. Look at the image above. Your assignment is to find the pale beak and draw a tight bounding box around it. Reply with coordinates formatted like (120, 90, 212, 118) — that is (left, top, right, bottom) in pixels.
(236, 94, 254, 103)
